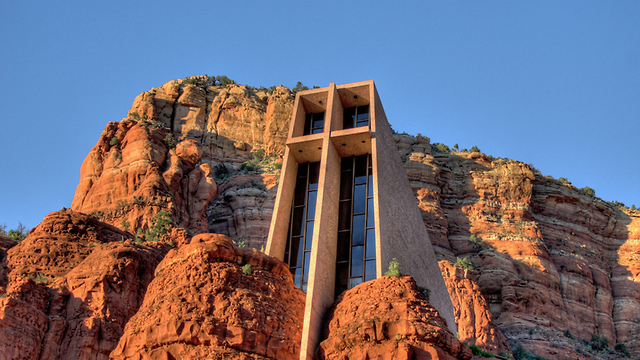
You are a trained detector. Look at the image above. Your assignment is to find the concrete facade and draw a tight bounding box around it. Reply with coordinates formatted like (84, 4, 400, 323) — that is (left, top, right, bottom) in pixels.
(266, 80, 456, 360)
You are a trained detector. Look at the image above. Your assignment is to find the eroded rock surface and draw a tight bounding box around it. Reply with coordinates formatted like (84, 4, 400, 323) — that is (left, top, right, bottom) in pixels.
(318, 275, 472, 360)
(111, 233, 305, 360)
(0, 210, 168, 360)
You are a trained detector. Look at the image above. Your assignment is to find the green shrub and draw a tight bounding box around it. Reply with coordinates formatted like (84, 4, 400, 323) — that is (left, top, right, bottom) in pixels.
(110, 137, 119, 147)
(214, 163, 230, 180)
(291, 81, 309, 94)
(563, 330, 574, 340)
(469, 344, 494, 358)
(216, 75, 235, 86)
(468, 234, 482, 245)
(385, 258, 401, 277)
(589, 333, 608, 351)
(470, 145, 481, 153)
(1, 222, 28, 242)
(121, 219, 130, 232)
(580, 186, 595, 197)
(242, 264, 252, 275)
(234, 238, 246, 248)
(145, 210, 173, 242)
(614, 343, 630, 357)
(454, 257, 474, 270)
(163, 133, 176, 149)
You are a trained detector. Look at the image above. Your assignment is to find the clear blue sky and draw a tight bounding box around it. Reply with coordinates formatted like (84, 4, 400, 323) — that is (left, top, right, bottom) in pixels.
(1, 1, 638, 230)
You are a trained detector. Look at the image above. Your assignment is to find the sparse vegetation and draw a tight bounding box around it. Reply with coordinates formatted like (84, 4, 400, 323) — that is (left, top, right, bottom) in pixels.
(234, 238, 246, 248)
(512, 343, 550, 360)
(242, 263, 252, 275)
(454, 257, 474, 270)
(291, 82, 309, 94)
(469, 145, 481, 153)
(579, 186, 595, 197)
(469, 344, 494, 358)
(431, 143, 451, 153)
(109, 137, 119, 147)
(144, 210, 173, 242)
(614, 343, 630, 357)
(163, 133, 176, 149)
(0, 222, 29, 242)
(468, 234, 482, 246)
(121, 219, 130, 233)
(588, 333, 609, 352)
(385, 258, 401, 277)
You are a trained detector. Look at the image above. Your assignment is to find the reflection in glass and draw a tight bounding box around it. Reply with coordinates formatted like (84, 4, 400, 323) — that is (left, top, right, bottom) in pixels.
(351, 245, 364, 276)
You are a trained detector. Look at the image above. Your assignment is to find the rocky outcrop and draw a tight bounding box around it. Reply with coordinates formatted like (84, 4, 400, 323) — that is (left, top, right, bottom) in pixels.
(111, 233, 305, 360)
(0, 235, 18, 294)
(439, 261, 511, 355)
(318, 275, 472, 360)
(71, 118, 217, 234)
(0, 210, 168, 360)
(396, 134, 640, 359)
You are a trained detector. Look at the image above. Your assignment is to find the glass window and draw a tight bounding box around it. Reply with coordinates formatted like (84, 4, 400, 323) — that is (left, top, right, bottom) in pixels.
(353, 185, 366, 214)
(343, 105, 369, 129)
(343, 107, 355, 129)
(338, 202, 351, 230)
(352, 215, 365, 245)
(304, 112, 325, 135)
(305, 221, 314, 250)
(337, 231, 350, 262)
(365, 260, 376, 281)
(350, 245, 364, 276)
(367, 198, 375, 226)
(306, 191, 317, 220)
(366, 229, 376, 259)
(334, 154, 376, 296)
(285, 161, 320, 293)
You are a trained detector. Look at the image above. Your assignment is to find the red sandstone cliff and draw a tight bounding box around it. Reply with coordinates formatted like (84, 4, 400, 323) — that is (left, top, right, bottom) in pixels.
(3, 77, 639, 359)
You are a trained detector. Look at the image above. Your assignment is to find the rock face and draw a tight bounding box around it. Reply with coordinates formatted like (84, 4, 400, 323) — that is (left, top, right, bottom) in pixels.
(0, 236, 18, 293)
(111, 233, 305, 360)
(71, 118, 217, 234)
(0, 210, 168, 360)
(318, 275, 472, 360)
(439, 261, 511, 355)
(396, 135, 640, 359)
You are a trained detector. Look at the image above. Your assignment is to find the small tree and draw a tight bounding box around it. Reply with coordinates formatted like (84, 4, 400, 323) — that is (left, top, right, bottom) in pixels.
(469, 145, 481, 153)
(580, 186, 596, 197)
(385, 258, 401, 277)
(121, 219, 130, 232)
(110, 137, 119, 147)
(145, 211, 173, 242)
(454, 257, 474, 270)
(291, 82, 309, 94)
(2, 222, 28, 242)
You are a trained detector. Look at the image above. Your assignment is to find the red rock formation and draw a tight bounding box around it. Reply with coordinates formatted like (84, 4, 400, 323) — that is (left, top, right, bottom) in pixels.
(0, 235, 18, 294)
(0, 210, 168, 360)
(0, 277, 49, 359)
(111, 233, 305, 360)
(7, 210, 128, 283)
(439, 261, 511, 355)
(318, 275, 472, 360)
(71, 118, 217, 234)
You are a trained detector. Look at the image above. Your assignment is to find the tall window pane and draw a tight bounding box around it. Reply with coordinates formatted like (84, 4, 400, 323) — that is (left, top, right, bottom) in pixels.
(286, 161, 320, 293)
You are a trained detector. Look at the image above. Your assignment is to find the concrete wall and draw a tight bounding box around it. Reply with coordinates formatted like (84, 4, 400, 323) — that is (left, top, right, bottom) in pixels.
(371, 84, 457, 334)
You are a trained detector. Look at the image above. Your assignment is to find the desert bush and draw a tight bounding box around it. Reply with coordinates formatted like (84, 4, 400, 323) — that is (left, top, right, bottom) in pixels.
(580, 186, 595, 197)
(385, 258, 401, 277)
(145, 210, 173, 242)
(234, 238, 246, 248)
(589, 333, 608, 351)
(468, 234, 482, 246)
(469, 344, 494, 358)
(163, 133, 176, 149)
(242, 264, 252, 275)
(454, 257, 473, 270)
(469, 145, 481, 153)
(1, 222, 28, 242)
(110, 137, 119, 147)
(291, 82, 309, 94)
